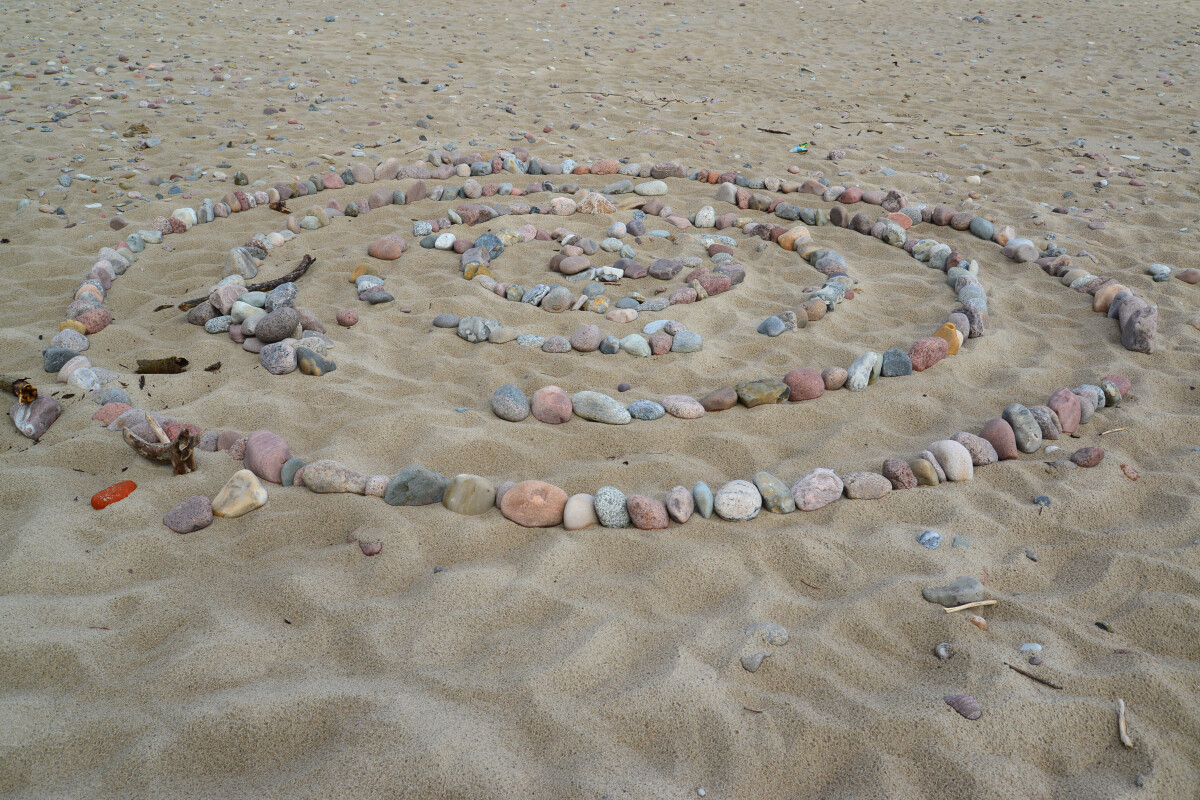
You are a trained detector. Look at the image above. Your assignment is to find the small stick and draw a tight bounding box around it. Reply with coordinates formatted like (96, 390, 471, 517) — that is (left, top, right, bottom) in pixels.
(1006, 663, 1063, 690)
(145, 412, 170, 444)
(798, 578, 822, 591)
(944, 600, 998, 614)
(1100, 427, 1128, 436)
(1118, 698, 1134, 748)
(743, 706, 764, 714)
(136, 356, 189, 374)
(1, 376, 38, 404)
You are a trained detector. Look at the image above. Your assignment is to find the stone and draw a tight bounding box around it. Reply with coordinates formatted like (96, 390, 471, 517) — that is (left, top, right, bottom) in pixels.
(927, 440, 974, 481)
(670, 331, 704, 353)
(627, 495, 670, 529)
(253, 307, 300, 344)
(11, 396, 61, 440)
(336, 309, 359, 328)
(1048, 388, 1082, 434)
(296, 347, 335, 376)
(302, 460, 369, 494)
(910, 459, 940, 486)
(572, 391, 631, 424)
(822, 367, 848, 390)
(43, 348, 80, 373)
(950, 433, 999, 466)
(457, 316, 501, 343)
(932, 323, 962, 355)
(1028, 406, 1062, 441)
(782, 369, 824, 401)
(753, 472, 795, 513)
(666, 486, 694, 523)
(243, 430, 291, 484)
(569, 324, 604, 352)
(280, 458, 307, 487)
(791, 468, 844, 511)
(842, 471, 892, 500)
(922, 577, 985, 607)
(661, 395, 706, 419)
(713, 480, 762, 521)
(259, 342, 297, 375)
(979, 418, 1019, 460)
(693, 482, 714, 519)
(594, 486, 631, 527)
(163, 495, 214, 533)
(492, 384, 531, 422)
(909, 337, 949, 372)
(845, 352, 881, 391)
(736, 379, 790, 407)
(628, 399, 665, 421)
(432, 313, 460, 328)
(563, 494, 598, 530)
(541, 286, 574, 312)
(1002, 404, 1043, 453)
(700, 386, 738, 412)
(531, 386, 573, 424)
(367, 235, 407, 260)
(1071, 447, 1105, 468)
(384, 465, 449, 506)
(500, 480, 568, 527)
(441, 474, 496, 515)
(880, 348, 913, 377)
(881, 458, 918, 490)
(211, 469, 268, 518)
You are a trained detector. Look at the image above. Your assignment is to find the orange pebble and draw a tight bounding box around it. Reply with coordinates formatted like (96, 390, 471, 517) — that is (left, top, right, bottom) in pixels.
(91, 480, 137, 509)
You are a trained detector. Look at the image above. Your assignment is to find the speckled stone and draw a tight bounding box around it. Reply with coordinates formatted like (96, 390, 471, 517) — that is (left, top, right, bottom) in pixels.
(594, 486, 631, 528)
(385, 465, 449, 506)
(841, 471, 892, 500)
(1002, 403, 1043, 453)
(791, 468, 844, 511)
(492, 384, 531, 422)
(713, 480, 762, 521)
(666, 486, 694, 523)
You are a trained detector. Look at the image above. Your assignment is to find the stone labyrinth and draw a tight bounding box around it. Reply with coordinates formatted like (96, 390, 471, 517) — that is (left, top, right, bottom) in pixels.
(26, 149, 1154, 533)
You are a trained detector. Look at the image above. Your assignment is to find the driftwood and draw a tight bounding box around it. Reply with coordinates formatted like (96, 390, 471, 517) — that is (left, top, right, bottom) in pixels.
(177, 254, 315, 311)
(1, 376, 37, 404)
(122, 413, 196, 475)
(136, 356, 189, 374)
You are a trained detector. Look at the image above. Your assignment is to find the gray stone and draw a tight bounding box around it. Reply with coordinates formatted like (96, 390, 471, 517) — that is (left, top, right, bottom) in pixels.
(714, 480, 762, 521)
(670, 331, 703, 353)
(571, 391, 631, 424)
(491, 384, 531, 422)
(628, 399, 665, 421)
(917, 530, 942, 549)
(753, 471, 795, 513)
(280, 458, 307, 487)
(757, 315, 786, 337)
(42, 347, 79, 373)
(594, 486, 631, 528)
(922, 576, 985, 607)
(432, 313, 460, 328)
(880, 348, 912, 377)
(1002, 403, 1043, 453)
(693, 481, 714, 519)
(385, 465, 450, 506)
(457, 316, 501, 343)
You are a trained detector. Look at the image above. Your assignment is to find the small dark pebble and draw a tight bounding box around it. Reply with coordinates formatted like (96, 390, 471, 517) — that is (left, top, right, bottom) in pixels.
(1096, 621, 1114, 633)
(1034, 495, 1051, 508)
(617, 382, 631, 392)
(433, 565, 447, 573)
(1026, 548, 1038, 562)
(1028, 656, 1043, 666)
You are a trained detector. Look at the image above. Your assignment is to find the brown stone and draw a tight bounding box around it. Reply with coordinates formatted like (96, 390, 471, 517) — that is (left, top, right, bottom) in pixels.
(783, 368, 824, 401)
(881, 458, 918, 490)
(627, 495, 670, 530)
(499, 480, 568, 527)
(699, 386, 738, 411)
(979, 418, 1019, 460)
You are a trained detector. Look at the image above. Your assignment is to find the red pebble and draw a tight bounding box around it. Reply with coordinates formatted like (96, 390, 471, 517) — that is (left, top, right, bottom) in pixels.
(337, 309, 358, 327)
(92, 480, 137, 509)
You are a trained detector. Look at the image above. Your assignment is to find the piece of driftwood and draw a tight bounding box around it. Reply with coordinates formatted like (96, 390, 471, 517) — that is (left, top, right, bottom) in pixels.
(177, 254, 315, 311)
(1006, 663, 1063, 690)
(122, 413, 196, 475)
(136, 356, 189, 374)
(944, 599, 998, 614)
(1, 376, 37, 404)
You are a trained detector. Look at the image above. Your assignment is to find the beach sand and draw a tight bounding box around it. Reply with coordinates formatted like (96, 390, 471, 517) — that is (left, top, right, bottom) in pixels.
(1, 0, 1199, 797)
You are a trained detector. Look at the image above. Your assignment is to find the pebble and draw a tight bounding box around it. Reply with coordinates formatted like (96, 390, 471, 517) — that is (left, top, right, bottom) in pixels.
(627, 495, 670, 530)
(693, 481, 714, 519)
(280, 458, 307, 487)
(563, 494, 598, 530)
(163, 495, 214, 534)
(927, 440, 974, 481)
(918, 530, 943, 549)
(531, 386, 573, 424)
(882, 458, 918, 489)
(492, 384, 531, 422)
(666, 486, 694, 523)
(922, 576, 985, 607)
(841, 471, 892, 500)
(336, 309, 359, 327)
(211, 469, 268, 518)
(791, 468, 843, 511)
(302, 460, 369, 494)
(661, 395, 706, 419)
(500, 480, 568, 527)
(441, 474, 496, 515)
(753, 471, 795, 513)
(594, 486, 631, 527)
(572, 391, 631, 424)
(700, 386, 738, 411)
(1002, 403, 1043, 453)
(1071, 446, 1105, 467)
(713, 480, 762, 521)
(950, 432, 998, 466)
(845, 352, 881, 391)
(384, 465, 449, 506)
(979, 418, 1019, 460)
(432, 313, 460, 328)
(822, 367, 848, 390)
(296, 346, 336, 376)
(243, 430, 291, 484)
(628, 399, 666, 421)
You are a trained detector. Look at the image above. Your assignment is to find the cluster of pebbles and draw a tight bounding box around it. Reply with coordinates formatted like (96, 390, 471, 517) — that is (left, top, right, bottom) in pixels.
(441, 314, 702, 357)
(110, 372, 1127, 535)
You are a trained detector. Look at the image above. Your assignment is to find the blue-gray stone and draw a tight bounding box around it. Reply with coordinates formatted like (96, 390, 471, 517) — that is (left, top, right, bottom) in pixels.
(918, 530, 942, 549)
(670, 331, 703, 353)
(969, 217, 995, 240)
(599, 335, 620, 355)
(952, 536, 971, 549)
(385, 465, 450, 506)
(628, 399, 665, 421)
(758, 315, 786, 337)
(474, 232, 504, 260)
(280, 458, 307, 488)
(92, 385, 130, 406)
(43, 348, 79, 373)
(491, 384, 531, 422)
(880, 348, 913, 377)
(693, 482, 714, 519)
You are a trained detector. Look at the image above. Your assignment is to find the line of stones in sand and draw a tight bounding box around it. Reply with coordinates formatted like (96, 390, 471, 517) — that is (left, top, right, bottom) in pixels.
(22, 152, 1153, 443)
(127, 375, 1128, 534)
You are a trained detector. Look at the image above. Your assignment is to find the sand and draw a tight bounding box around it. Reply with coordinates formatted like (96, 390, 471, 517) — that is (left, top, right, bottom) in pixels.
(1, 0, 1199, 797)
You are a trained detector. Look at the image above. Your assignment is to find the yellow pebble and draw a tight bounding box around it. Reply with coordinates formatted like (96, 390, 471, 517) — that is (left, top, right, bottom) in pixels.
(60, 320, 86, 334)
(933, 323, 961, 355)
(778, 225, 811, 252)
(349, 264, 380, 283)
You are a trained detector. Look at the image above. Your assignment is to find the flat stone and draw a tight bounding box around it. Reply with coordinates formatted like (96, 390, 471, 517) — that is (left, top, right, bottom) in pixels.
(927, 440, 974, 481)
(666, 486, 694, 523)
(699, 386, 738, 411)
(211, 469, 268, 518)
(661, 395, 706, 419)
(693, 482, 714, 519)
(736, 378, 790, 407)
(923, 576, 985, 607)
(628, 399, 665, 421)
(713, 480, 762, 521)
(572, 391, 631, 424)
(627, 495, 670, 529)
(1002, 403, 1043, 453)
(842, 471, 892, 500)
(791, 468, 843, 511)
(500, 480, 568, 527)
(950, 433, 999, 466)
(163, 495, 213, 533)
(385, 465, 449, 506)
(302, 460, 369, 494)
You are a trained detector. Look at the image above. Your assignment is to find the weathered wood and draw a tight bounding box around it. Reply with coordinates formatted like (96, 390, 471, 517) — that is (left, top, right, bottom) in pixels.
(122, 426, 196, 475)
(177, 254, 315, 311)
(1, 376, 37, 404)
(136, 356, 189, 374)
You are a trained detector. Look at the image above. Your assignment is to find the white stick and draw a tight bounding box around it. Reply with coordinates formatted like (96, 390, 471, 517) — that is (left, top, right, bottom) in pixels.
(1118, 698, 1134, 749)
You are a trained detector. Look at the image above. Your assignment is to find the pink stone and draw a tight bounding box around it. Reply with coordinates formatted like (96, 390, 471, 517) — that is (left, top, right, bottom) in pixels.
(367, 235, 407, 260)
(1100, 374, 1132, 399)
(648, 333, 673, 355)
(783, 368, 824, 401)
(821, 366, 848, 390)
(499, 480, 568, 527)
(92, 402, 132, 425)
(790, 468, 843, 511)
(531, 386, 573, 424)
(1047, 388, 1081, 434)
(163, 495, 213, 533)
(76, 308, 113, 334)
(337, 309, 358, 327)
(321, 173, 345, 190)
(350, 163, 374, 184)
(666, 486, 694, 523)
(627, 495, 670, 530)
(909, 337, 949, 371)
(979, 418, 1019, 460)
(243, 430, 291, 484)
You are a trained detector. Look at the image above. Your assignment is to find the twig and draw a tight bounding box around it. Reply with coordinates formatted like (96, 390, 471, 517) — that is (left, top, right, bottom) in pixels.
(1118, 698, 1134, 748)
(177, 254, 314, 310)
(945, 131, 986, 136)
(758, 127, 792, 136)
(1006, 663, 1063, 690)
(944, 600, 998, 614)
(1100, 427, 1128, 436)
(136, 356, 189, 374)
(743, 706, 764, 714)
(122, 426, 196, 475)
(798, 578, 822, 591)
(145, 412, 169, 444)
